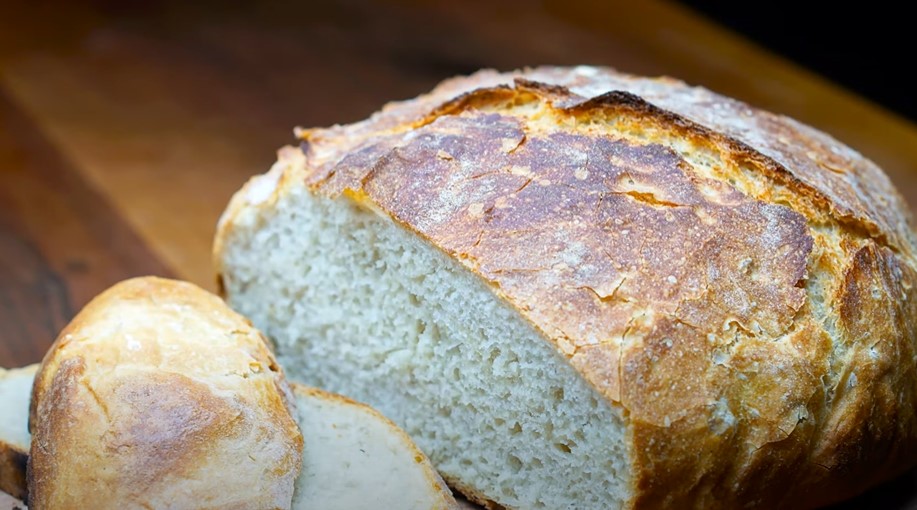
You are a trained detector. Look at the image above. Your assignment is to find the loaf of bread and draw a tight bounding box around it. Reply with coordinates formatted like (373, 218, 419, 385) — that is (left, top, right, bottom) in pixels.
(28, 277, 304, 509)
(215, 66, 917, 509)
(0, 366, 34, 501)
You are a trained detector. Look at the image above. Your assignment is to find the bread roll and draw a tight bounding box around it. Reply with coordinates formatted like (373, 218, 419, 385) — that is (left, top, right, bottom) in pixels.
(28, 277, 303, 509)
(215, 66, 917, 509)
(0, 366, 35, 501)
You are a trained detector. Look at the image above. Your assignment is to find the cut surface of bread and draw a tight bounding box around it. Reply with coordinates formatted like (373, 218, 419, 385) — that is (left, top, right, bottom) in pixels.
(215, 67, 917, 509)
(220, 187, 627, 509)
(0, 366, 35, 501)
(28, 277, 303, 510)
(291, 383, 457, 509)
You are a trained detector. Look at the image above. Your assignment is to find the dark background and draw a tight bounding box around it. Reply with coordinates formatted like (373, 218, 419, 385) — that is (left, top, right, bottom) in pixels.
(682, 2, 915, 121)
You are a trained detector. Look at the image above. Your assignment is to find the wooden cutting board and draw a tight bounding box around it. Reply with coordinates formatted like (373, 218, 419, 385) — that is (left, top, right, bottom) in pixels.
(1, 1, 916, 508)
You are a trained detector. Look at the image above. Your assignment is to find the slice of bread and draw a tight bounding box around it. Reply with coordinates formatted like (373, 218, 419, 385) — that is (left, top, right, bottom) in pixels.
(291, 384, 457, 509)
(0, 366, 35, 502)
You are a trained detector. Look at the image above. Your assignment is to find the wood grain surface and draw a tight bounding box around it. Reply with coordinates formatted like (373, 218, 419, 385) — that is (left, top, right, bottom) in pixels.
(1, 1, 915, 507)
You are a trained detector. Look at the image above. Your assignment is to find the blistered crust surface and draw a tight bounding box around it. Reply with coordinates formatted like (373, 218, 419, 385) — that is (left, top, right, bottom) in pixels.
(307, 66, 913, 253)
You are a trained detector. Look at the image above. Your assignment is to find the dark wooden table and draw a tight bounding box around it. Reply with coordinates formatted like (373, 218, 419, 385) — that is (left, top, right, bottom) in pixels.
(1, 1, 915, 507)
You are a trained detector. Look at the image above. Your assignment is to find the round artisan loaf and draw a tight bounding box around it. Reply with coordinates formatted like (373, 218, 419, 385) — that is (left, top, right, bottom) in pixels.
(215, 66, 917, 509)
(28, 277, 303, 509)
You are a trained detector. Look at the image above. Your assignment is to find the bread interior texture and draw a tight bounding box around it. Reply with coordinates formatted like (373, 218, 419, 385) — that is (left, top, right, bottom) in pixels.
(221, 188, 628, 509)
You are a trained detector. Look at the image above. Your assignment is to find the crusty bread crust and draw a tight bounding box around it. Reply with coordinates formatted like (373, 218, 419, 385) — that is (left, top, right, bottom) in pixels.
(215, 67, 917, 508)
(27, 277, 303, 510)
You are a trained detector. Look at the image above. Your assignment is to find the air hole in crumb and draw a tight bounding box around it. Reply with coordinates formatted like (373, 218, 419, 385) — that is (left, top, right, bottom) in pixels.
(510, 422, 523, 435)
(553, 387, 565, 402)
(507, 454, 523, 473)
(554, 442, 572, 453)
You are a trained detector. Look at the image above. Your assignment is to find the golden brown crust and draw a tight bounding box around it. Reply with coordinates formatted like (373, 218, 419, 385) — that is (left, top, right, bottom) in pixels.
(216, 67, 917, 508)
(28, 277, 303, 510)
(295, 67, 914, 255)
(803, 243, 917, 505)
(518, 68, 915, 253)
